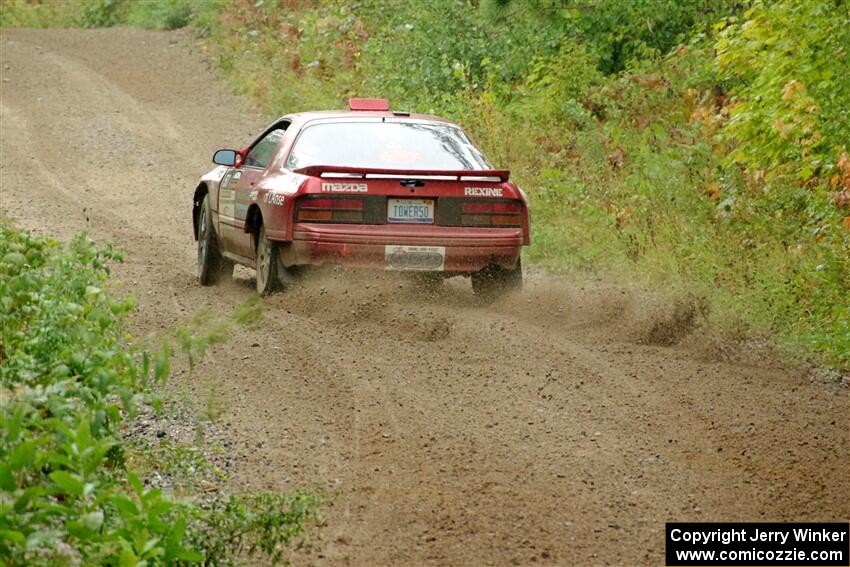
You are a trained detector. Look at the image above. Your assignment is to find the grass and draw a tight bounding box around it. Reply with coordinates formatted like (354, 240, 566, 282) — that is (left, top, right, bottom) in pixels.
(125, 439, 228, 496)
(0, 0, 79, 27)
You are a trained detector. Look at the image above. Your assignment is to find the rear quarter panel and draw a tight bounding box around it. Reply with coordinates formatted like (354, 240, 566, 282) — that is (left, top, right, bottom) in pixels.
(255, 171, 309, 240)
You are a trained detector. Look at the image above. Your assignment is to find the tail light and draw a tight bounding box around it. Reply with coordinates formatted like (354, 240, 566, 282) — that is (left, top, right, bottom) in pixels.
(460, 200, 523, 227)
(297, 196, 364, 223)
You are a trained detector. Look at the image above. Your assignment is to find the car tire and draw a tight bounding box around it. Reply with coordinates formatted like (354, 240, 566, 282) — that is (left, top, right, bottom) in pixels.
(471, 257, 523, 302)
(197, 193, 232, 286)
(255, 224, 279, 296)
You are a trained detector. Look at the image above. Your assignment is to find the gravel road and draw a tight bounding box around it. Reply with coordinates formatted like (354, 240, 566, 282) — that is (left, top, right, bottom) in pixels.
(1, 28, 847, 566)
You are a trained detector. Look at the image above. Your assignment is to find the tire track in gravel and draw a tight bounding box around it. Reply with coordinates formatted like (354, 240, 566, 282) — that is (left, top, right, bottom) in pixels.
(2, 28, 848, 567)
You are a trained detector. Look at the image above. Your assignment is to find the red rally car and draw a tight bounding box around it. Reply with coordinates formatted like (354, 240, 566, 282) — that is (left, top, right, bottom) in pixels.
(192, 98, 530, 297)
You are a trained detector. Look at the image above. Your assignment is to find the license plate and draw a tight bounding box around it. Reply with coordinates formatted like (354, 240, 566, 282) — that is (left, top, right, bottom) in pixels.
(385, 245, 445, 271)
(387, 198, 434, 223)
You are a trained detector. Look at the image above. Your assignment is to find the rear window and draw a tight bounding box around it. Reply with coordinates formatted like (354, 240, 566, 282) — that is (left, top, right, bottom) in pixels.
(285, 121, 492, 171)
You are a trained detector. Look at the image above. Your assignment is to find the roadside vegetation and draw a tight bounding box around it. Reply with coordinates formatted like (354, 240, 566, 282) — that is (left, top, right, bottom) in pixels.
(0, 1, 847, 562)
(208, 0, 850, 367)
(0, 225, 320, 565)
(1, 0, 847, 366)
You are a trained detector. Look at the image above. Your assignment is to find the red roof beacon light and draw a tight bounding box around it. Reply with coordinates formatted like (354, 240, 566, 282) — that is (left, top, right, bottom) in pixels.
(348, 98, 390, 111)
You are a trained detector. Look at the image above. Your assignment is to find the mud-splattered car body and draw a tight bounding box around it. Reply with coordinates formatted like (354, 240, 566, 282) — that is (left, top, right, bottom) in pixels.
(192, 99, 530, 295)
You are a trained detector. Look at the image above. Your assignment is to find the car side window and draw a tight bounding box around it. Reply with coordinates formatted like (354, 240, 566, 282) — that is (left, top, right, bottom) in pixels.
(244, 127, 286, 169)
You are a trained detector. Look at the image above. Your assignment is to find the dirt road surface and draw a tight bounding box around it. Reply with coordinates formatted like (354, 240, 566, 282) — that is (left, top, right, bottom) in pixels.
(2, 29, 848, 566)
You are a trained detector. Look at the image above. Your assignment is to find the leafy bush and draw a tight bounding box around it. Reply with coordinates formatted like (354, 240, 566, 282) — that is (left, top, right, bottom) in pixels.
(0, 226, 319, 565)
(78, 0, 125, 28)
(127, 0, 198, 31)
(484, 0, 744, 73)
(0, 227, 197, 564)
(715, 0, 850, 181)
(363, 0, 523, 109)
(189, 492, 321, 566)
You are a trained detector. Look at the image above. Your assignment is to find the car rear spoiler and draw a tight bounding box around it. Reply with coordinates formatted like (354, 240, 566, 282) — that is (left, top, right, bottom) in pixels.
(293, 165, 510, 182)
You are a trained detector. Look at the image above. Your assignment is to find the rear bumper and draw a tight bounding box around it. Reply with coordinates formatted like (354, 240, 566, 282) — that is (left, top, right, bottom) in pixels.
(283, 223, 524, 272)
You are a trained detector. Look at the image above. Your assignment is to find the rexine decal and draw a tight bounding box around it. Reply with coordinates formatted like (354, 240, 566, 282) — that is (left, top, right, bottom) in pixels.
(464, 187, 503, 197)
(264, 192, 285, 206)
(322, 182, 368, 193)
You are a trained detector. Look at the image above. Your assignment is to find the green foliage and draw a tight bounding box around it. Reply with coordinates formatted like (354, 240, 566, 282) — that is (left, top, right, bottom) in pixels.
(362, 0, 547, 111)
(715, 0, 850, 181)
(0, 226, 196, 565)
(78, 0, 124, 28)
(485, 0, 744, 73)
(197, 0, 359, 114)
(189, 492, 322, 566)
(125, 440, 227, 495)
(0, 0, 81, 27)
(0, 226, 318, 565)
(0, 0, 208, 30)
(0, 227, 136, 419)
(513, 39, 603, 128)
(126, 0, 202, 31)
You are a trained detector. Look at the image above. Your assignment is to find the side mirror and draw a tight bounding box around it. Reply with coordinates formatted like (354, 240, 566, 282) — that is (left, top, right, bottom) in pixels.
(212, 149, 238, 166)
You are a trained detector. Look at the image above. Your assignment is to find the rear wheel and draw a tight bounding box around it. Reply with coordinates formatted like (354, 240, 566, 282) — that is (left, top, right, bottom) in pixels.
(197, 193, 232, 286)
(471, 257, 523, 302)
(255, 225, 279, 296)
